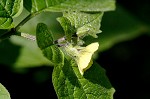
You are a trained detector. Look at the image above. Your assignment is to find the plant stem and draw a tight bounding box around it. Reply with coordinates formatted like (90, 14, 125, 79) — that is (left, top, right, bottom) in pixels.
(15, 14, 31, 31)
(15, 12, 40, 32)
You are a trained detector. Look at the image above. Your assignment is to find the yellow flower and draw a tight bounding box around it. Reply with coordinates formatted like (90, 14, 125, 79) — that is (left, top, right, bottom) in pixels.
(76, 42, 99, 75)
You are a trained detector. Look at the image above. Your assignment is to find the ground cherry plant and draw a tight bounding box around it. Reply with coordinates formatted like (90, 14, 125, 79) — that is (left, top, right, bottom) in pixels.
(0, 0, 116, 99)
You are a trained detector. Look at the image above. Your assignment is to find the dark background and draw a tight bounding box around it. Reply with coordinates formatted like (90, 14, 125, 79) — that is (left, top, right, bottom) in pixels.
(0, 0, 150, 99)
(98, 35, 150, 99)
(99, 0, 150, 98)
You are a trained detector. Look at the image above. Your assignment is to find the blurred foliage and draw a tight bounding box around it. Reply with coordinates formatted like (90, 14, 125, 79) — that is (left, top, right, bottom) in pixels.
(84, 5, 150, 51)
(0, 36, 51, 72)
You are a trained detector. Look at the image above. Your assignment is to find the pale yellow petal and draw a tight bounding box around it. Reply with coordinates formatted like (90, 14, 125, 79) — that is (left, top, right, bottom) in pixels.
(77, 42, 99, 75)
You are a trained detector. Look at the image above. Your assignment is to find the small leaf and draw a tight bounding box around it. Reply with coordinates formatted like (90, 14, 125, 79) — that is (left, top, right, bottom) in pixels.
(36, 23, 64, 65)
(57, 17, 76, 42)
(0, 0, 23, 29)
(52, 59, 115, 99)
(36, 23, 54, 49)
(24, 0, 115, 13)
(62, 11, 103, 38)
(0, 83, 11, 99)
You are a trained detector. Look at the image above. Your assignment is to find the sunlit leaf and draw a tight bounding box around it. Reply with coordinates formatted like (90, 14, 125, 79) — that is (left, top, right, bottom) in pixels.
(61, 11, 103, 38)
(0, 0, 23, 29)
(36, 23, 64, 65)
(0, 83, 10, 99)
(52, 59, 115, 99)
(24, 0, 115, 13)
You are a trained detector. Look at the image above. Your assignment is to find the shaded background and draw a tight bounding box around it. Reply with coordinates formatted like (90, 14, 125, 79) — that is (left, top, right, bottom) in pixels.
(0, 0, 150, 99)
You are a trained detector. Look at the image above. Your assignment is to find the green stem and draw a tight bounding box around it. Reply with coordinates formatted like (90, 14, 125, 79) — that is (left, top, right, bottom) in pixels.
(15, 14, 31, 31)
(0, 28, 15, 40)
(15, 12, 40, 32)
(0, 12, 41, 41)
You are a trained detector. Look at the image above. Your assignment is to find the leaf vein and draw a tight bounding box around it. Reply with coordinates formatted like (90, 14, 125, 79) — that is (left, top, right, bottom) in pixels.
(80, 14, 101, 28)
(0, 18, 8, 27)
(45, 0, 49, 8)
(10, 0, 16, 16)
(33, 0, 39, 12)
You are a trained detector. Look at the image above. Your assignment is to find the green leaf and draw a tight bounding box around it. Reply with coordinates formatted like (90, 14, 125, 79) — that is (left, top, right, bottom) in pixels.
(42, 45, 64, 65)
(0, 36, 51, 69)
(0, 83, 11, 99)
(36, 23, 54, 49)
(0, 0, 23, 29)
(36, 23, 64, 65)
(57, 17, 75, 42)
(62, 11, 103, 38)
(24, 0, 115, 13)
(52, 59, 115, 99)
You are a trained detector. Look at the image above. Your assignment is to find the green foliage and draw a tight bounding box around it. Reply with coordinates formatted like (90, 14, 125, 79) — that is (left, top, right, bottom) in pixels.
(0, 0, 117, 98)
(0, 0, 23, 29)
(36, 23, 115, 99)
(24, 0, 115, 13)
(57, 17, 75, 42)
(36, 23, 54, 49)
(53, 60, 115, 99)
(0, 83, 10, 99)
(36, 23, 64, 65)
(61, 11, 103, 38)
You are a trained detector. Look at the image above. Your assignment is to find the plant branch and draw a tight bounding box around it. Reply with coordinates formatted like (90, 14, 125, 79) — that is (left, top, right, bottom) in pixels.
(15, 12, 40, 32)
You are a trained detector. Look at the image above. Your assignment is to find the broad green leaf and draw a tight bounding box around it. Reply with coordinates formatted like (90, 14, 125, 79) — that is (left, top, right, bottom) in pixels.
(0, 36, 51, 69)
(24, 0, 115, 13)
(0, 0, 23, 29)
(52, 59, 115, 99)
(0, 83, 11, 99)
(62, 11, 103, 38)
(36, 23, 64, 65)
